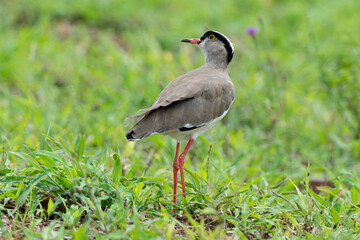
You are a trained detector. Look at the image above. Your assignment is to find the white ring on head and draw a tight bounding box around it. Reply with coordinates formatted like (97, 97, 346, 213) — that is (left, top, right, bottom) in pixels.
(212, 30, 234, 54)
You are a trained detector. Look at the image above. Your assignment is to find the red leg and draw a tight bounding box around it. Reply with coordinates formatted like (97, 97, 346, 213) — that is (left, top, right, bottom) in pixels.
(172, 142, 180, 214)
(178, 139, 195, 198)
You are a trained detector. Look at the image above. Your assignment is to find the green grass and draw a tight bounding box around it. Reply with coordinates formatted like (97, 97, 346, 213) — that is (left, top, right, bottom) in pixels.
(1, 0, 360, 239)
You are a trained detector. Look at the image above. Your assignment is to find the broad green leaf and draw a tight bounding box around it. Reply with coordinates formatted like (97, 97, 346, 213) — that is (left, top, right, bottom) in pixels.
(163, 179, 170, 194)
(15, 180, 26, 204)
(288, 177, 306, 210)
(47, 197, 54, 216)
(0, 169, 11, 175)
(134, 182, 144, 199)
(351, 186, 359, 204)
(201, 207, 218, 215)
(53, 175, 72, 189)
(241, 201, 249, 229)
(340, 176, 360, 193)
(10, 152, 42, 170)
(0, 176, 26, 184)
(73, 222, 88, 240)
(330, 207, 341, 224)
(283, 211, 299, 229)
(76, 135, 86, 162)
(160, 204, 169, 220)
(38, 154, 57, 170)
(305, 232, 315, 240)
(16, 173, 46, 207)
(309, 188, 329, 207)
(112, 153, 122, 188)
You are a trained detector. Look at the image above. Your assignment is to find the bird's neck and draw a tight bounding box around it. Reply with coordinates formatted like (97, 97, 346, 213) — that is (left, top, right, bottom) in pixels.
(204, 54, 229, 70)
(204, 60, 229, 70)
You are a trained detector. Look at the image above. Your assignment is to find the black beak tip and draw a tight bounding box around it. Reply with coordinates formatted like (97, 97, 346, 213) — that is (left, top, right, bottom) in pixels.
(181, 39, 191, 43)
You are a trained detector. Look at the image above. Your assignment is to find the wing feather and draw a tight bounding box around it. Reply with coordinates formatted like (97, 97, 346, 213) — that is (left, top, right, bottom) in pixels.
(125, 66, 234, 140)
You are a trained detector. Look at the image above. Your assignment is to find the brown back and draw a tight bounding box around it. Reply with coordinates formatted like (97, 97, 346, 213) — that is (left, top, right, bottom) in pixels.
(126, 65, 234, 140)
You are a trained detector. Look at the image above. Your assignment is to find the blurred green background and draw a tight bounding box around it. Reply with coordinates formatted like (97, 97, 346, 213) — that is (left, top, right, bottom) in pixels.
(1, 0, 359, 175)
(1, 0, 360, 238)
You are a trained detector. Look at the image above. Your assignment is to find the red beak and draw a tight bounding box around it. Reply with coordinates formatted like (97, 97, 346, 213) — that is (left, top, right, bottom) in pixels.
(181, 38, 201, 44)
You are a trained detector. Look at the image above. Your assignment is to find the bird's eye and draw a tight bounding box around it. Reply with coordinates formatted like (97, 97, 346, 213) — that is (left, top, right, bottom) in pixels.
(208, 34, 216, 40)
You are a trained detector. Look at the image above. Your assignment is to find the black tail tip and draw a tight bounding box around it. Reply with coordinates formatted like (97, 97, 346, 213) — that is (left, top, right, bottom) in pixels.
(126, 131, 136, 141)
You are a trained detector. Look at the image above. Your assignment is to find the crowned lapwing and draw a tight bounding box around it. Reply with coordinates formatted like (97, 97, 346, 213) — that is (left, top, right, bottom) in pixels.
(126, 30, 234, 213)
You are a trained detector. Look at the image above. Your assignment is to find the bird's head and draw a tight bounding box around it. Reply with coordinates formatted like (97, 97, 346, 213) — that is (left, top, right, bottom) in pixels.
(181, 30, 234, 66)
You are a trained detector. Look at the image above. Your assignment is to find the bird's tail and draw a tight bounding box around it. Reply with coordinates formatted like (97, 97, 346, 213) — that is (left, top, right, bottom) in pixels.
(125, 110, 166, 141)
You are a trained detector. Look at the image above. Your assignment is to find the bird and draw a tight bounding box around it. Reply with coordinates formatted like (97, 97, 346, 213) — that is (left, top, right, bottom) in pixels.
(125, 30, 234, 213)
